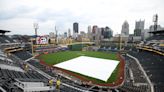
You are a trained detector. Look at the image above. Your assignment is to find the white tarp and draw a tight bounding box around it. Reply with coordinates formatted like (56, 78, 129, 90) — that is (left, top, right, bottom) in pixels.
(54, 56, 119, 82)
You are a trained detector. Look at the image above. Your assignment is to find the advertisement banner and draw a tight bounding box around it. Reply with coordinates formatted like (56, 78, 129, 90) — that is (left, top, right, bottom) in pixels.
(36, 36, 49, 44)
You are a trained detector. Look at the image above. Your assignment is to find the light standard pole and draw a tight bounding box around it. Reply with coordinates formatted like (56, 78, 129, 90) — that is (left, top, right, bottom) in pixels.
(153, 14, 158, 31)
(119, 34, 122, 51)
(33, 23, 39, 38)
(55, 26, 58, 45)
(33, 23, 39, 55)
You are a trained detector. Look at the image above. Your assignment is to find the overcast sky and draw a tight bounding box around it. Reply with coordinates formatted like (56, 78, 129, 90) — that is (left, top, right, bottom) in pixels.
(0, 0, 164, 35)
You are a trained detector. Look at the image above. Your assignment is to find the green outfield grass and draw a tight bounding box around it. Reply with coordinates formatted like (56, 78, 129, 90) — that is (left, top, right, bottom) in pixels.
(39, 51, 119, 83)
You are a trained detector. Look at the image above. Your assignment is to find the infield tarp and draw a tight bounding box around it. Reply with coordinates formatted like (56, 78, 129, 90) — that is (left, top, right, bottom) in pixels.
(54, 56, 119, 82)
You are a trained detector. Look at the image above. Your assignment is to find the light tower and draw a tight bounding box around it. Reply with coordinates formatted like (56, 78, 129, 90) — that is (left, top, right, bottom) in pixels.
(153, 14, 158, 31)
(33, 23, 39, 37)
(32, 23, 39, 56)
(55, 26, 58, 45)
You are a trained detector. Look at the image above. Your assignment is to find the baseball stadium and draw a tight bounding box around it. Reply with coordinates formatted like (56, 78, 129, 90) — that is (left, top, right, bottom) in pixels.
(0, 28, 164, 92)
(1, 0, 164, 91)
(0, 7, 164, 92)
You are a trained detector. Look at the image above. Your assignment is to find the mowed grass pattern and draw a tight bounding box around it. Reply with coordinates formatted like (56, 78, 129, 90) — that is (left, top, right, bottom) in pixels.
(39, 51, 119, 83)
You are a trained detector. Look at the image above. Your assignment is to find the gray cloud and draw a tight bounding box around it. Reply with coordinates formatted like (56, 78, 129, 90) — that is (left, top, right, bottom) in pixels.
(35, 9, 74, 22)
(0, 0, 164, 35)
(35, 8, 90, 31)
(0, 5, 36, 20)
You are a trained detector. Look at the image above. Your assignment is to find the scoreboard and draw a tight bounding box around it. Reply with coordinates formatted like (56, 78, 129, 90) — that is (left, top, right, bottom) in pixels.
(36, 36, 49, 44)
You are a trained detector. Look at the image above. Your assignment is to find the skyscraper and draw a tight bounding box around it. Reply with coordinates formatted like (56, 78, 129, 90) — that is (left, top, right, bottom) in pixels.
(87, 26, 92, 40)
(104, 26, 113, 39)
(49, 32, 55, 38)
(73, 22, 78, 33)
(101, 27, 105, 36)
(73, 22, 79, 38)
(135, 20, 145, 30)
(88, 26, 91, 34)
(92, 25, 98, 40)
(68, 28, 71, 37)
(64, 32, 67, 38)
(121, 21, 129, 36)
(134, 20, 145, 36)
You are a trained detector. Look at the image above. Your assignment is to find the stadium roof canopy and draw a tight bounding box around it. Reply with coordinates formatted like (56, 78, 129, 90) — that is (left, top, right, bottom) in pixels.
(54, 56, 119, 82)
(149, 29, 164, 35)
(0, 30, 10, 35)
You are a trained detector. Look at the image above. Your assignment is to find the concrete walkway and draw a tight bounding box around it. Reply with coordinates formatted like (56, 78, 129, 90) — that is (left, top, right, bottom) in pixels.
(0, 64, 24, 72)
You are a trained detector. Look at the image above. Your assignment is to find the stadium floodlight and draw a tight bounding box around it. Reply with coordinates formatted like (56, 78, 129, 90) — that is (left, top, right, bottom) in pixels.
(153, 14, 158, 31)
(33, 23, 39, 37)
(153, 14, 158, 22)
(55, 26, 58, 44)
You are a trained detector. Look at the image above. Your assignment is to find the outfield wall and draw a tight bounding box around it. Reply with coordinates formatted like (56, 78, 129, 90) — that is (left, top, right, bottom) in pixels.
(68, 44, 88, 51)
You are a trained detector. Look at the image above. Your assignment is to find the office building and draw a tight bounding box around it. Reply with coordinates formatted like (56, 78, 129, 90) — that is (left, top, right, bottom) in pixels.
(121, 21, 129, 36)
(87, 26, 92, 40)
(134, 20, 145, 36)
(64, 32, 67, 38)
(68, 28, 71, 37)
(73, 22, 79, 39)
(104, 26, 113, 39)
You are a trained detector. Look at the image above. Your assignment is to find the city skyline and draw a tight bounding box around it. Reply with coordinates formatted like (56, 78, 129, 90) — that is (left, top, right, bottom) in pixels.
(0, 0, 164, 35)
